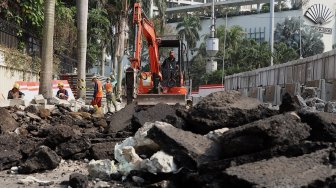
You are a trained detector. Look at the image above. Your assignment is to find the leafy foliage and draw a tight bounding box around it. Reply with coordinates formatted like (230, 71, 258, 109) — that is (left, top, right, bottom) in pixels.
(274, 17, 324, 58)
(87, 6, 111, 68)
(176, 15, 202, 49)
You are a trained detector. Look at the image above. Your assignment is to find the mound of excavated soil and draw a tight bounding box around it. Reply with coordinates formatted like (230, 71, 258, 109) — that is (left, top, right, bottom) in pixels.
(186, 91, 278, 134)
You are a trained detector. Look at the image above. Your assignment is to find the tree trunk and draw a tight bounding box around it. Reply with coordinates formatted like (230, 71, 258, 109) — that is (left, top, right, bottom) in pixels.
(117, 16, 126, 98)
(101, 45, 106, 77)
(76, 0, 89, 99)
(113, 23, 119, 77)
(39, 0, 56, 99)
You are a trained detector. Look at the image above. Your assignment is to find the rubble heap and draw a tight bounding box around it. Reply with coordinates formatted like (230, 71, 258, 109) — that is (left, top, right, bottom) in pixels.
(1, 90, 336, 187)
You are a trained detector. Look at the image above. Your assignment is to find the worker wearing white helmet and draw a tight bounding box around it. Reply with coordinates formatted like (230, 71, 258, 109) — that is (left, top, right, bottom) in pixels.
(56, 82, 69, 100)
(7, 83, 25, 99)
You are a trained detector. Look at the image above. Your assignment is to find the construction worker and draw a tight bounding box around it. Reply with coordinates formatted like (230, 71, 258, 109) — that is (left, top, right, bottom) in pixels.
(105, 77, 118, 113)
(162, 50, 177, 70)
(161, 50, 178, 87)
(91, 76, 104, 115)
(56, 82, 69, 100)
(7, 83, 25, 99)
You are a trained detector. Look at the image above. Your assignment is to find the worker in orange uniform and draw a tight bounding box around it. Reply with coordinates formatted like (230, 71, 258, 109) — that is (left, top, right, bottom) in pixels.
(91, 76, 104, 116)
(8, 83, 25, 99)
(105, 77, 118, 113)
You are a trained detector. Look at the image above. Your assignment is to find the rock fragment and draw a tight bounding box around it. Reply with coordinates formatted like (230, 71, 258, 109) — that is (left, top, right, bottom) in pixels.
(19, 146, 61, 173)
(187, 91, 277, 134)
(219, 113, 311, 158)
(147, 121, 221, 169)
(224, 148, 336, 187)
(69, 173, 89, 188)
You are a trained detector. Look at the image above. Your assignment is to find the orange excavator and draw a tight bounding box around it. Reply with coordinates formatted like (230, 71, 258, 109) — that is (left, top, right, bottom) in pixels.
(126, 3, 187, 105)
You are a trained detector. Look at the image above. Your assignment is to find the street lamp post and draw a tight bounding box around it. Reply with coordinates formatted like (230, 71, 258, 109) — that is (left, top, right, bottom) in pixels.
(270, 0, 274, 66)
(221, 13, 227, 91)
(299, 16, 303, 59)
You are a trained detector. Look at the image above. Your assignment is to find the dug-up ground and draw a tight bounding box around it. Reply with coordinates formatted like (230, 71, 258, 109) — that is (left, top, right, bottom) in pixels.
(1, 90, 336, 188)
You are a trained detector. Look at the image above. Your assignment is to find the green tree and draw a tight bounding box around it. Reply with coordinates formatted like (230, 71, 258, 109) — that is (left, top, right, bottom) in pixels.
(275, 17, 324, 58)
(274, 42, 299, 64)
(176, 15, 202, 50)
(87, 7, 111, 74)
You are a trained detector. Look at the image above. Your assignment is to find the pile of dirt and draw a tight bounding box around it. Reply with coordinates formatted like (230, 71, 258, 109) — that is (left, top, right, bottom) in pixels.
(186, 91, 278, 134)
(2, 90, 336, 187)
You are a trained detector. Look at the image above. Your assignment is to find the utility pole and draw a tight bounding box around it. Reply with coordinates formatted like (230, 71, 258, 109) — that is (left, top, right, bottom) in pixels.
(39, 0, 56, 99)
(299, 16, 303, 59)
(221, 13, 227, 91)
(270, 0, 274, 66)
(77, 0, 89, 99)
(206, 0, 219, 72)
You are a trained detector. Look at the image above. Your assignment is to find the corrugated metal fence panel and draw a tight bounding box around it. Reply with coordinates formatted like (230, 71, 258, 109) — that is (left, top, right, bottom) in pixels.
(224, 49, 336, 90)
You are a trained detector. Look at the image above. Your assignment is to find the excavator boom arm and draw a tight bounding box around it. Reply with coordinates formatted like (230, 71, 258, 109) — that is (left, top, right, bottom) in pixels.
(131, 3, 161, 79)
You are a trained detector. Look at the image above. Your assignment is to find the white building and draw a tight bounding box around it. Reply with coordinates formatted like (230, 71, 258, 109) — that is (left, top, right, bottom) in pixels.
(166, 0, 336, 56)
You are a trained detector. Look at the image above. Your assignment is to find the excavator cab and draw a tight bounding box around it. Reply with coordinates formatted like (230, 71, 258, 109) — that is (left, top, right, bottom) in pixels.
(135, 38, 187, 105)
(126, 3, 187, 106)
(126, 38, 187, 106)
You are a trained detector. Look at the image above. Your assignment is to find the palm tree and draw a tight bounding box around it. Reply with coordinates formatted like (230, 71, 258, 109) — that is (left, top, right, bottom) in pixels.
(76, 0, 89, 99)
(176, 15, 202, 50)
(39, 0, 56, 99)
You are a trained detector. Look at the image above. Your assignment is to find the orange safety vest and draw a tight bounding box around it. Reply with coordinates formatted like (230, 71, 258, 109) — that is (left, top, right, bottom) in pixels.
(105, 82, 113, 93)
(96, 80, 103, 98)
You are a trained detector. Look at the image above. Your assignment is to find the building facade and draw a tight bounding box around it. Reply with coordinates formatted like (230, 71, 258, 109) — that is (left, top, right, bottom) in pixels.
(166, 0, 336, 56)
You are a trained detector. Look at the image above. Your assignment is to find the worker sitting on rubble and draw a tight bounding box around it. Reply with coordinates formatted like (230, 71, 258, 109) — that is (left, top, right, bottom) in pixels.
(56, 82, 69, 100)
(105, 77, 118, 113)
(91, 76, 104, 115)
(7, 83, 25, 99)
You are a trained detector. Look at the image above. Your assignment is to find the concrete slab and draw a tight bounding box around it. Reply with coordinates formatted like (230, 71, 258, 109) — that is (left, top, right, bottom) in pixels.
(224, 148, 335, 187)
(34, 95, 45, 105)
(147, 121, 221, 169)
(265, 86, 275, 103)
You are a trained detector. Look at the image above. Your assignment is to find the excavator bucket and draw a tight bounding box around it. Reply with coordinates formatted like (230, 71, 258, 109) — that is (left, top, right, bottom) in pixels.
(136, 94, 186, 106)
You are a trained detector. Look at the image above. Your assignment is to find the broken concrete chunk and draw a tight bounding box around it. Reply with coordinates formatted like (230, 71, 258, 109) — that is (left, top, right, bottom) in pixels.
(147, 121, 221, 169)
(39, 109, 50, 118)
(205, 127, 230, 142)
(88, 159, 118, 180)
(146, 151, 177, 174)
(24, 105, 39, 114)
(324, 101, 336, 113)
(299, 111, 336, 142)
(116, 146, 143, 175)
(302, 87, 317, 99)
(187, 91, 277, 134)
(69, 173, 88, 188)
(56, 137, 91, 159)
(18, 176, 54, 186)
(219, 113, 311, 158)
(49, 97, 61, 105)
(0, 107, 19, 133)
(132, 103, 177, 131)
(44, 125, 75, 148)
(133, 122, 160, 156)
(26, 112, 41, 121)
(94, 181, 111, 188)
(19, 146, 61, 173)
(107, 103, 136, 133)
(0, 134, 21, 170)
(34, 95, 46, 105)
(224, 148, 335, 187)
(90, 142, 116, 160)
